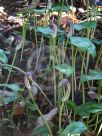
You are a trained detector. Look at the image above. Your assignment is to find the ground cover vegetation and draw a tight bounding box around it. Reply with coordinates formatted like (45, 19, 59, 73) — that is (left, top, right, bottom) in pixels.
(0, 0, 102, 135)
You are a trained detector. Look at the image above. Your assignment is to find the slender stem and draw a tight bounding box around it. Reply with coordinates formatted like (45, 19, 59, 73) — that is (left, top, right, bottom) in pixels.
(78, 51, 86, 103)
(50, 37, 57, 106)
(82, 81, 85, 104)
(94, 114, 99, 132)
(4, 50, 18, 90)
(2, 64, 26, 75)
(33, 36, 44, 73)
(59, 101, 64, 136)
(86, 117, 89, 136)
(71, 45, 74, 101)
(34, 12, 38, 47)
(98, 84, 101, 103)
(85, 53, 90, 74)
(95, 45, 102, 69)
(73, 49, 77, 92)
(78, 51, 85, 90)
(20, 19, 28, 62)
(88, 114, 96, 124)
(28, 86, 53, 136)
(96, 123, 102, 136)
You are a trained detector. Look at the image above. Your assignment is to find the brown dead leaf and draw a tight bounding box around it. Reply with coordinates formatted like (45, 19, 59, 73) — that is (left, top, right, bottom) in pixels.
(13, 102, 25, 115)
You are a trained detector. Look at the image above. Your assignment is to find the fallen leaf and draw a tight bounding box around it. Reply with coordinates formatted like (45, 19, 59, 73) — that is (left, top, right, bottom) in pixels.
(36, 108, 58, 127)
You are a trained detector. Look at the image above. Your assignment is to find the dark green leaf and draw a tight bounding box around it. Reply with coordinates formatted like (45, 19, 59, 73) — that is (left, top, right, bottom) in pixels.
(26, 101, 37, 111)
(73, 21, 97, 31)
(80, 70, 102, 82)
(0, 96, 18, 106)
(3, 96, 18, 105)
(3, 66, 14, 72)
(66, 100, 76, 110)
(22, 8, 46, 14)
(62, 121, 87, 136)
(55, 64, 73, 77)
(0, 84, 20, 92)
(98, 80, 102, 87)
(89, 69, 102, 75)
(92, 38, 102, 45)
(36, 26, 52, 35)
(75, 102, 102, 117)
(51, 3, 70, 11)
(70, 36, 96, 57)
(29, 122, 54, 136)
(80, 74, 102, 82)
(0, 49, 8, 64)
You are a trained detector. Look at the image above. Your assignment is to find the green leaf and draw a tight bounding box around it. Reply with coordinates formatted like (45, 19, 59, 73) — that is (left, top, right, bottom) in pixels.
(26, 101, 37, 111)
(92, 38, 102, 45)
(3, 66, 14, 72)
(80, 70, 102, 82)
(0, 96, 18, 106)
(55, 64, 73, 77)
(75, 102, 102, 117)
(62, 121, 87, 136)
(3, 96, 18, 105)
(0, 84, 20, 92)
(0, 84, 19, 106)
(98, 80, 102, 87)
(80, 74, 102, 82)
(70, 36, 96, 57)
(22, 8, 46, 14)
(51, 3, 70, 11)
(89, 69, 102, 75)
(29, 122, 54, 136)
(0, 49, 8, 64)
(73, 21, 97, 31)
(31, 9, 46, 14)
(66, 100, 76, 110)
(36, 26, 52, 35)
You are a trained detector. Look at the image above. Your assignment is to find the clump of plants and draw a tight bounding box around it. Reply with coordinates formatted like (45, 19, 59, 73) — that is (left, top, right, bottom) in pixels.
(0, 0, 102, 136)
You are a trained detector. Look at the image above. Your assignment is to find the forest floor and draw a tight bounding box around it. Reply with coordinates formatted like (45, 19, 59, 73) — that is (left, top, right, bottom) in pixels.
(0, 0, 102, 136)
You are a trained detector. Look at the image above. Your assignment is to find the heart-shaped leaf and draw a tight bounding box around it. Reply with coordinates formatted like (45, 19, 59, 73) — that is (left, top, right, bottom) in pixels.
(75, 102, 102, 117)
(23, 7, 46, 14)
(89, 69, 102, 75)
(0, 84, 20, 92)
(0, 49, 8, 64)
(80, 69, 102, 82)
(70, 36, 96, 57)
(29, 122, 54, 136)
(0, 96, 18, 106)
(55, 64, 73, 77)
(3, 96, 18, 105)
(73, 21, 97, 31)
(36, 26, 52, 36)
(62, 121, 87, 136)
(66, 100, 76, 110)
(51, 3, 70, 11)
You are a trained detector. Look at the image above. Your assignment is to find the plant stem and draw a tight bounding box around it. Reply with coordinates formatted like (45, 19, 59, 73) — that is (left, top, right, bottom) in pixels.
(50, 37, 57, 106)
(71, 45, 74, 101)
(2, 64, 26, 75)
(59, 101, 64, 136)
(95, 45, 102, 69)
(28, 85, 53, 136)
(73, 49, 77, 92)
(4, 49, 18, 90)
(20, 18, 28, 62)
(96, 123, 102, 136)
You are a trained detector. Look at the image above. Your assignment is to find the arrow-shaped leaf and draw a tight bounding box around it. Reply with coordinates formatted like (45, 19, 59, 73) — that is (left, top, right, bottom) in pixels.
(70, 36, 96, 57)
(55, 64, 73, 77)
